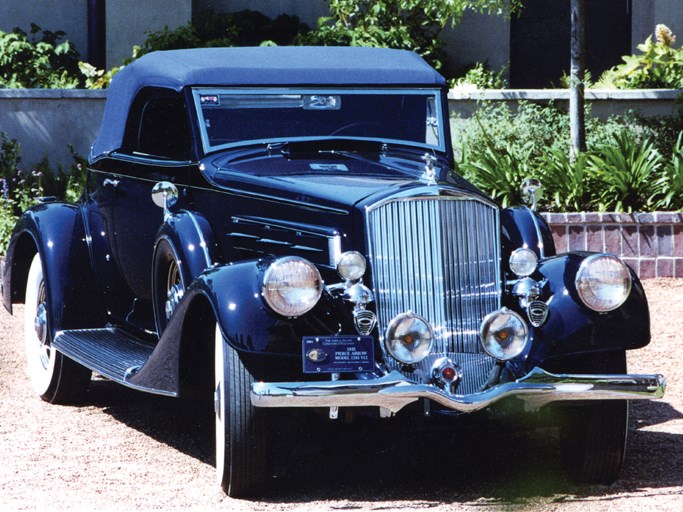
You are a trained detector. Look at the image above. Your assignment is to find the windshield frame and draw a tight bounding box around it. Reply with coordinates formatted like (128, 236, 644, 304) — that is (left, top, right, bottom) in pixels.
(190, 87, 446, 155)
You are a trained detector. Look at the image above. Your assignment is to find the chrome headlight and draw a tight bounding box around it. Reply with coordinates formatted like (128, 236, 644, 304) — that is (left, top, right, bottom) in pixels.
(575, 254, 632, 312)
(385, 312, 434, 364)
(480, 308, 529, 361)
(509, 248, 538, 277)
(262, 257, 322, 317)
(337, 251, 366, 281)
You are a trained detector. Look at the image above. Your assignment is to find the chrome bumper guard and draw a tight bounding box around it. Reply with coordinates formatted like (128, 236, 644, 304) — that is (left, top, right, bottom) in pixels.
(251, 367, 665, 414)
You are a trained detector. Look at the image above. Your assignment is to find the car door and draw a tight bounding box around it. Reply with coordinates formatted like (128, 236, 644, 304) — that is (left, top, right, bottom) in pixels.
(85, 87, 194, 334)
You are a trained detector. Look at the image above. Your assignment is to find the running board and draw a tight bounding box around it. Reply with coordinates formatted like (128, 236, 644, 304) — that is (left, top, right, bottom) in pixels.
(52, 328, 175, 396)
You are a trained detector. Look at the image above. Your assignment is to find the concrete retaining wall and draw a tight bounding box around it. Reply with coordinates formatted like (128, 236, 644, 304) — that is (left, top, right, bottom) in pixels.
(0, 89, 106, 169)
(449, 89, 682, 120)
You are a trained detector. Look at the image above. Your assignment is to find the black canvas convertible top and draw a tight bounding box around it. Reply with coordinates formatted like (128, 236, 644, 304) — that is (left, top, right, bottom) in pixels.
(90, 46, 446, 160)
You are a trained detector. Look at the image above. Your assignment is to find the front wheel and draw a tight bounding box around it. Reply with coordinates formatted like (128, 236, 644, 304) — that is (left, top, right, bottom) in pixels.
(24, 253, 91, 404)
(560, 400, 629, 484)
(557, 351, 629, 483)
(214, 324, 267, 497)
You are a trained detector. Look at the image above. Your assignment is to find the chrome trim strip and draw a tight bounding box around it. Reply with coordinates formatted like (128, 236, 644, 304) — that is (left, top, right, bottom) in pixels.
(251, 368, 666, 414)
(108, 152, 195, 167)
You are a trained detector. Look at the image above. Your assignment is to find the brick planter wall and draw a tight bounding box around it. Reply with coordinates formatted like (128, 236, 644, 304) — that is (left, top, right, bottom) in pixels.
(541, 212, 683, 279)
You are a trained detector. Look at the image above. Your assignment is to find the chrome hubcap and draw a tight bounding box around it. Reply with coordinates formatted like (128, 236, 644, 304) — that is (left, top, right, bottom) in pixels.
(34, 280, 51, 370)
(164, 261, 184, 320)
(34, 302, 48, 345)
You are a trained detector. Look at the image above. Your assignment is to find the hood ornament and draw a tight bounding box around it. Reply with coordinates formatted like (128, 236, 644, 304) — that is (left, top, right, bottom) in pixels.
(520, 178, 543, 211)
(420, 154, 438, 185)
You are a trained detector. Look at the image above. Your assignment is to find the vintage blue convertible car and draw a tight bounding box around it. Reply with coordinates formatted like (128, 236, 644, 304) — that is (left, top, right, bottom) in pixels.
(2, 47, 665, 497)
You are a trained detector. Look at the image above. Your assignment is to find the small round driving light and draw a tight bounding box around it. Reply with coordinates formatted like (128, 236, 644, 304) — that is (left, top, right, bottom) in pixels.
(575, 254, 632, 312)
(337, 251, 366, 281)
(480, 308, 529, 361)
(262, 256, 322, 317)
(509, 248, 538, 277)
(385, 312, 434, 364)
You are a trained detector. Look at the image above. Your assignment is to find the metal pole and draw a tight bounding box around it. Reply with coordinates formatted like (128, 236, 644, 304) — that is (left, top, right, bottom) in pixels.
(569, 0, 586, 159)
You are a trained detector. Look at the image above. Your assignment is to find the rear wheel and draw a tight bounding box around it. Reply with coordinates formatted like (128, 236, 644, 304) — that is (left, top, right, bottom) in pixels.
(557, 351, 629, 483)
(214, 323, 267, 497)
(24, 253, 91, 404)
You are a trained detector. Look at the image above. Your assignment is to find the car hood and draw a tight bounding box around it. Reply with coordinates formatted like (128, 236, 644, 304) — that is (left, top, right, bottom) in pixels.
(205, 150, 488, 213)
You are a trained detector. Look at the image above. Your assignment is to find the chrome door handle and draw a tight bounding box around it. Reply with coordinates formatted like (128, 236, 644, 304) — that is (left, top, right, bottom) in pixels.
(103, 178, 120, 188)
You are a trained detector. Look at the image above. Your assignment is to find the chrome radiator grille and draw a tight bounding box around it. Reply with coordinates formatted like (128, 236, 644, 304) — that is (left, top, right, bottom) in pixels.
(366, 195, 501, 393)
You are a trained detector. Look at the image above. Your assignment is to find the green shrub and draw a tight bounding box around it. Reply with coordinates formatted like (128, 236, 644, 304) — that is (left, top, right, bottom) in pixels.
(454, 101, 683, 212)
(299, 0, 519, 71)
(597, 24, 683, 89)
(0, 133, 86, 253)
(537, 148, 597, 212)
(588, 132, 663, 212)
(132, 9, 309, 60)
(0, 23, 85, 88)
(458, 142, 534, 208)
(653, 132, 683, 210)
(453, 102, 571, 166)
(451, 62, 507, 89)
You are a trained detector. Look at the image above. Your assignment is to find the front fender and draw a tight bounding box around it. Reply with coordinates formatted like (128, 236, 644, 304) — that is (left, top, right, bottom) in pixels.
(128, 259, 342, 393)
(2, 203, 105, 334)
(502, 206, 556, 266)
(523, 252, 649, 371)
(154, 210, 219, 281)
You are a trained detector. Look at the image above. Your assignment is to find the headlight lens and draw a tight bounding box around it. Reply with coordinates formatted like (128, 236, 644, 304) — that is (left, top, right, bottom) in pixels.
(262, 257, 322, 317)
(337, 251, 366, 281)
(480, 308, 529, 361)
(385, 312, 434, 364)
(575, 254, 632, 312)
(509, 248, 538, 277)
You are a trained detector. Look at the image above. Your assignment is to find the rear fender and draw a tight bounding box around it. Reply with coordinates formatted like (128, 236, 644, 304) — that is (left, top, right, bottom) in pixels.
(2, 203, 105, 333)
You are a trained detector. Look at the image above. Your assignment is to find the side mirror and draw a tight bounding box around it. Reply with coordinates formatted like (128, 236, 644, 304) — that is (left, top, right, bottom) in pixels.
(151, 181, 178, 219)
(520, 178, 543, 211)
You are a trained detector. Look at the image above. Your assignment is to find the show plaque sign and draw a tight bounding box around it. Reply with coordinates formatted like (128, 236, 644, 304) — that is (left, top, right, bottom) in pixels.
(302, 335, 374, 373)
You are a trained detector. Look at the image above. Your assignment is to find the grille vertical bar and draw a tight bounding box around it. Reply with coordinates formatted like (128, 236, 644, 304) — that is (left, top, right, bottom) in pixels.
(366, 195, 501, 378)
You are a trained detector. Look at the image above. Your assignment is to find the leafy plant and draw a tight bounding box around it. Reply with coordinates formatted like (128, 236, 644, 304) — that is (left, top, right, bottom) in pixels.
(0, 23, 85, 88)
(451, 62, 507, 89)
(538, 148, 597, 212)
(459, 140, 535, 208)
(588, 132, 663, 212)
(131, 9, 309, 60)
(0, 133, 86, 253)
(597, 24, 683, 89)
(653, 131, 683, 210)
(299, 0, 520, 71)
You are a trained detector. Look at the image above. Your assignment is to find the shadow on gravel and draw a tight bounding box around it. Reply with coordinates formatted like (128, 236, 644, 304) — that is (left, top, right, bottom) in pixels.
(82, 377, 683, 506)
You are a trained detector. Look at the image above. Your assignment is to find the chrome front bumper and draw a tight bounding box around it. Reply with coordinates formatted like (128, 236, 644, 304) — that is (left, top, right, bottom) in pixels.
(251, 367, 666, 414)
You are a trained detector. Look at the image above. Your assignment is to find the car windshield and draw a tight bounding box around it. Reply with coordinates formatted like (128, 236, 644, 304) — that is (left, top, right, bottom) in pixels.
(191, 87, 444, 154)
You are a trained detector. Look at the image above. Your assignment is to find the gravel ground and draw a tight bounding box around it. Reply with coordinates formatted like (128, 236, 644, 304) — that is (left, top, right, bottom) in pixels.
(1, 279, 682, 512)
